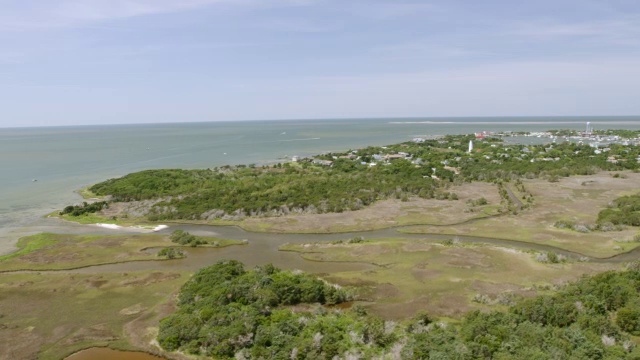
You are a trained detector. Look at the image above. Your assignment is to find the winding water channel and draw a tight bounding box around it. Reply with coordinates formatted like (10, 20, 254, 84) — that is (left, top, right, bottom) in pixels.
(26, 220, 640, 360)
(24, 220, 640, 276)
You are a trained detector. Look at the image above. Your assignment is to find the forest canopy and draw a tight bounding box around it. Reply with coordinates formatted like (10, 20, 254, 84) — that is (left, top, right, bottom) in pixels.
(159, 261, 640, 359)
(83, 134, 639, 221)
(598, 194, 640, 226)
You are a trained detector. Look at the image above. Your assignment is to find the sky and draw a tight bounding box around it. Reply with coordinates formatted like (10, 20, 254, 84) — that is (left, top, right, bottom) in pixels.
(1, 0, 639, 127)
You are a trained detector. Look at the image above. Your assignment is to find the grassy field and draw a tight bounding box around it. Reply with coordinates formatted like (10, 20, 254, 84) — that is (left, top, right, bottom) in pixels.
(401, 172, 640, 258)
(236, 182, 503, 233)
(66, 182, 502, 233)
(0, 271, 188, 360)
(8, 171, 639, 358)
(281, 238, 619, 320)
(50, 211, 140, 226)
(66, 173, 640, 259)
(0, 233, 244, 272)
(0, 231, 248, 359)
(78, 187, 107, 200)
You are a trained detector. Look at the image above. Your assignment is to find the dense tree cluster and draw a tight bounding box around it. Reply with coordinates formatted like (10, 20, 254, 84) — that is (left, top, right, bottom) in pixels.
(598, 194, 640, 227)
(594, 130, 640, 138)
(89, 161, 437, 220)
(160, 262, 640, 359)
(158, 261, 348, 357)
(459, 142, 638, 182)
(169, 230, 208, 247)
(157, 247, 184, 259)
(78, 133, 640, 221)
(59, 201, 108, 216)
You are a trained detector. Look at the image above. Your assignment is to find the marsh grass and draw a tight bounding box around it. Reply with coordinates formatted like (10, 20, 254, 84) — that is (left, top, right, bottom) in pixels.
(0, 233, 244, 271)
(0, 271, 188, 360)
(279, 238, 616, 319)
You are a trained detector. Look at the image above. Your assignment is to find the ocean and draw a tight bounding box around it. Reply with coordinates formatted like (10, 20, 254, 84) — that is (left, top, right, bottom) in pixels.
(1, 116, 639, 254)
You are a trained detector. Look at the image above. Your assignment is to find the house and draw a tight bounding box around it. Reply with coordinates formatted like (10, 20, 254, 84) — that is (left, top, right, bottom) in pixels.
(313, 159, 333, 166)
(339, 154, 357, 160)
(444, 165, 460, 174)
(384, 154, 405, 160)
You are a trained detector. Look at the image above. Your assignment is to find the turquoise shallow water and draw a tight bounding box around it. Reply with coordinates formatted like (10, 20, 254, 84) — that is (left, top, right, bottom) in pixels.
(1, 117, 639, 253)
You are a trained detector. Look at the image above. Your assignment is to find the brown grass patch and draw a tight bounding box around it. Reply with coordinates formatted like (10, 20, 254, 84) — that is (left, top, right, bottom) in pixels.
(239, 182, 502, 233)
(404, 171, 640, 257)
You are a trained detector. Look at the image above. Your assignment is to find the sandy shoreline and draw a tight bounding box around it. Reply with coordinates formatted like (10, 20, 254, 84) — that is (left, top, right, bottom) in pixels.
(0, 219, 170, 257)
(96, 223, 169, 232)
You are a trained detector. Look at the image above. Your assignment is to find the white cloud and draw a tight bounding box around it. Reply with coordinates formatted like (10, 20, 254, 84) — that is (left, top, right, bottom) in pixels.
(369, 41, 481, 61)
(331, 1, 442, 21)
(514, 16, 640, 45)
(0, 51, 26, 65)
(52, 0, 221, 20)
(0, 0, 315, 31)
(237, 57, 640, 118)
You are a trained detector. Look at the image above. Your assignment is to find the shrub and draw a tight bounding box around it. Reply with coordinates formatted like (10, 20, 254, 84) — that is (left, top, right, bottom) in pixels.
(347, 236, 365, 244)
(59, 201, 109, 216)
(616, 308, 640, 335)
(554, 220, 575, 229)
(572, 224, 591, 233)
(170, 230, 207, 247)
(536, 251, 565, 264)
(158, 247, 185, 259)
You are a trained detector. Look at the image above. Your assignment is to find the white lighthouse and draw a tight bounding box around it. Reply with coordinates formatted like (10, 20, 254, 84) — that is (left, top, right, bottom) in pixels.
(468, 140, 473, 153)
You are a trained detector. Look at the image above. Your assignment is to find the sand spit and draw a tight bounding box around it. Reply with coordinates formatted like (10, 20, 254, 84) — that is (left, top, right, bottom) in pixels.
(96, 224, 168, 232)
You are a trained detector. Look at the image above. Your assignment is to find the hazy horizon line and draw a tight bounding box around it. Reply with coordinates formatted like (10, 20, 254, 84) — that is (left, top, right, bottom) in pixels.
(2, 115, 640, 130)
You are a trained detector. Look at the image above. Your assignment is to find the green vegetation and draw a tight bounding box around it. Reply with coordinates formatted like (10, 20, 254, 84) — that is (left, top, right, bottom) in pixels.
(593, 129, 640, 138)
(79, 133, 640, 223)
(168, 230, 246, 248)
(89, 163, 438, 221)
(468, 197, 488, 206)
(461, 141, 638, 182)
(158, 261, 349, 357)
(13, 131, 640, 359)
(0, 232, 245, 272)
(169, 229, 208, 246)
(279, 237, 621, 318)
(330, 236, 366, 245)
(79, 187, 106, 200)
(598, 193, 640, 226)
(554, 220, 625, 233)
(54, 211, 125, 225)
(0, 233, 170, 271)
(0, 271, 188, 360)
(157, 247, 185, 259)
(59, 201, 109, 216)
(0, 232, 58, 262)
(545, 129, 640, 139)
(160, 260, 640, 359)
(535, 251, 567, 264)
